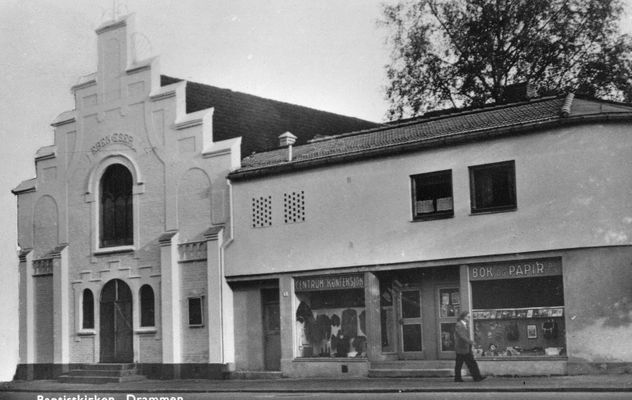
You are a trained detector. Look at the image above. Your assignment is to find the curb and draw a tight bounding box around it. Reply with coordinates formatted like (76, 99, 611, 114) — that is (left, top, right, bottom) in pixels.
(1, 387, 631, 393)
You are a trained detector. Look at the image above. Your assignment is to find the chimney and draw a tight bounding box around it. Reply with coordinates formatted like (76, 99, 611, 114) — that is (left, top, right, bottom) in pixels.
(500, 82, 537, 104)
(278, 132, 297, 162)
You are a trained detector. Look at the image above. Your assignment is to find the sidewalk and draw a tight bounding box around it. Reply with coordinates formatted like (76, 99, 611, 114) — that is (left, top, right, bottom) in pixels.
(2, 375, 632, 393)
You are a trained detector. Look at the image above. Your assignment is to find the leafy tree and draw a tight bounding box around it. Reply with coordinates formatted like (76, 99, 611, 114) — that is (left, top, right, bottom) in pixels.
(382, 0, 632, 119)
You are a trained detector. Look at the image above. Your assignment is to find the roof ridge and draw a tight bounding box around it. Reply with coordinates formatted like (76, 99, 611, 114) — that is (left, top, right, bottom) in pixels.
(284, 95, 564, 147)
(161, 75, 378, 124)
(571, 94, 632, 108)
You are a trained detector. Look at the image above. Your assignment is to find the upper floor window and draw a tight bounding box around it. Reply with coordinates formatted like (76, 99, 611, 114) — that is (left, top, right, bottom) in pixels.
(469, 160, 516, 213)
(140, 285, 155, 327)
(411, 170, 453, 220)
(100, 164, 133, 247)
(82, 289, 94, 329)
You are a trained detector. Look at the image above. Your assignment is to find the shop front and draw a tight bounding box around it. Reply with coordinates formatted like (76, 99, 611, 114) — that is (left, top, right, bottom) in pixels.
(283, 257, 568, 377)
(469, 258, 567, 375)
(292, 267, 462, 367)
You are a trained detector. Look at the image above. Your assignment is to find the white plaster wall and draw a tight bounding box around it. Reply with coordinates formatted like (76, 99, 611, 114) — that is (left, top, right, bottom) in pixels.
(227, 123, 632, 275)
(14, 15, 236, 367)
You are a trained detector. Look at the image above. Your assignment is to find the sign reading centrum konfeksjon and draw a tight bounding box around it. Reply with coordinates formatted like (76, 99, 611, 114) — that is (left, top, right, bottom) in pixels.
(469, 258, 562, 281)
(295, 274, 364, 292)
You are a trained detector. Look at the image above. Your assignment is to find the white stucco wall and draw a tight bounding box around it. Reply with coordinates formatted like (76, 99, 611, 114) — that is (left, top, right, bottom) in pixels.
(227, 123, 632, 276)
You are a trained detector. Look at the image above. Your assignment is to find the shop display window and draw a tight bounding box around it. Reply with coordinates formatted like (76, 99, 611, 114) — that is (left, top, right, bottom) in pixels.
(295, 288, 367, 358)
(471, 275, 565, 358)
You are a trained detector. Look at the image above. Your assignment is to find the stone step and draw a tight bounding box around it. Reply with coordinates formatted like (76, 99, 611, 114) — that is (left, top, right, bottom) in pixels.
(371, 360, 455, 369)
(58, 363, 145, 384)
(80, 363, 136, 371)
(228, 371, 283, 380)
(58, 374, 145, 384)
(368, 368, 454, 378)
(63, 368, 138, 377)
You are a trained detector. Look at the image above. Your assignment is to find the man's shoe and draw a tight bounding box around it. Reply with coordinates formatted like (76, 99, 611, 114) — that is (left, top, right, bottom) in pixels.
(474, 376, 487, 382)
(454, 378, 464, 382)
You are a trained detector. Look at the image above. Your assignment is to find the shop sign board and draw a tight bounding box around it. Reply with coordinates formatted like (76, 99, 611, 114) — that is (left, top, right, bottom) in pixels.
(295, 274, 364, 292)
(469, 258, 562, 281)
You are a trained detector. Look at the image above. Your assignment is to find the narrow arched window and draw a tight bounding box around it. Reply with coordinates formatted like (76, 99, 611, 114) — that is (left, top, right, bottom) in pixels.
(100, 164, 133, 247)
(82, 289, 94, 329)
(140, 284, 155, 327)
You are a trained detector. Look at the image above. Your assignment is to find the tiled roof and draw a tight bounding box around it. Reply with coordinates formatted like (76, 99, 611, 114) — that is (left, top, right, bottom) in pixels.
(229, 95, 632, 181)
(161, 76, 379, 157)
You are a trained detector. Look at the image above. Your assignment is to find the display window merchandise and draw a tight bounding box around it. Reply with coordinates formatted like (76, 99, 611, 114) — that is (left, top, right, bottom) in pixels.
(294, 274, 367, 358)
(469, 258, 566, 358)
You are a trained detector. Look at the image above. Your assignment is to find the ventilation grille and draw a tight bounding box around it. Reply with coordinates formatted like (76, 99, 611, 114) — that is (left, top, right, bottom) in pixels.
(284, 191, 305, 224)
(252, 196, 272, 228)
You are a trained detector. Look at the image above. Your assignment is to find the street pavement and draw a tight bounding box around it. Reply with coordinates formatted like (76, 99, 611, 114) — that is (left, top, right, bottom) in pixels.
(1, 375, 632, 394)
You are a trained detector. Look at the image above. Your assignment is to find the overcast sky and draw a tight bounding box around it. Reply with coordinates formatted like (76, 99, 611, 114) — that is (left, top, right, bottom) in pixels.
(0, 0, 631, 381)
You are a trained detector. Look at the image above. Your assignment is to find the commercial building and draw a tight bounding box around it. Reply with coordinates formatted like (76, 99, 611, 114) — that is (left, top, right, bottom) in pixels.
(226, 91, 632, 377)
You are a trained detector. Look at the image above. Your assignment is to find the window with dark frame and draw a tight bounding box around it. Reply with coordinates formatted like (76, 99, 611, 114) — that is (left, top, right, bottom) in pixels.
(140, 285, 155, 327)
(188, 297, 204, 327)
(469, 161, 516, 213)
(100, 164, 133, 247)
(411, 170, 454, 220)
(82, 289, 94, 329)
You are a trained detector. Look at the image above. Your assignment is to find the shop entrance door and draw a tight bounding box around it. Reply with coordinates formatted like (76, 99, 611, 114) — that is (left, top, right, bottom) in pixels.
(397, 287, 425, 359)
(100, 279, 133, 363)
(262, 289, 281, 371)
(436, 286, 460, 359)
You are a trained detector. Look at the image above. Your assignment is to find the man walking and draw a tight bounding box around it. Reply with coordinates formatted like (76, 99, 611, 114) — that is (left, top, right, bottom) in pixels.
(454, 311, 486, 382)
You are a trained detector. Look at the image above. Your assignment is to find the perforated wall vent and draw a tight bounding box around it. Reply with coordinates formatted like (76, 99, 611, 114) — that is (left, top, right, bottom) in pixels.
(252, 196, 272, 228)
(284, 191, 305, 224)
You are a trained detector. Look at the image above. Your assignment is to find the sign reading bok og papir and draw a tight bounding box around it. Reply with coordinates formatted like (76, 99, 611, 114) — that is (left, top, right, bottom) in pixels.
(295, 274, 365, 292)
(469, 258, 562, 281)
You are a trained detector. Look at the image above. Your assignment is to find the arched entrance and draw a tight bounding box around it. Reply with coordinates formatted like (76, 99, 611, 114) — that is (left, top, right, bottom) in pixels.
(100, 279, 133, 363)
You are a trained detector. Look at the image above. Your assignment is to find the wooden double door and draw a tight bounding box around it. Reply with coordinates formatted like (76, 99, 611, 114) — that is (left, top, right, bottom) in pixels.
(100, 279, 134, 363)
(395, 283, 460, 360)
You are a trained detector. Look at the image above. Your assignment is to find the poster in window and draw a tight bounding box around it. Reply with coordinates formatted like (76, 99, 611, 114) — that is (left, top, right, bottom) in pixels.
(451, 292, 460, 305)
(527, 309, 534, 318)
(417, 200, 434, 213)
(441, 293, 450, 305)
(527, 324, 537, 339)
(436, 197, 453, 211)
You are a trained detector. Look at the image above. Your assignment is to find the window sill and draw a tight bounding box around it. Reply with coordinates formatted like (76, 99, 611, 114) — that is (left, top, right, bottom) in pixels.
(94, 245, 135, 256)
(293, 357, 368, 362)
(470, 207, 517, 215)
(77, 329, 96, 336)
(412, 212, 454, 222)
(477, 355, 567, 361)
(189, 324, 205, 329)
(135, 327, 157, 334)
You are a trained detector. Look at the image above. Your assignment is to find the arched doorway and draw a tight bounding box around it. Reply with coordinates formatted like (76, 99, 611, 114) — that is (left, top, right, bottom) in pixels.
(100, 279, 133, 363)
